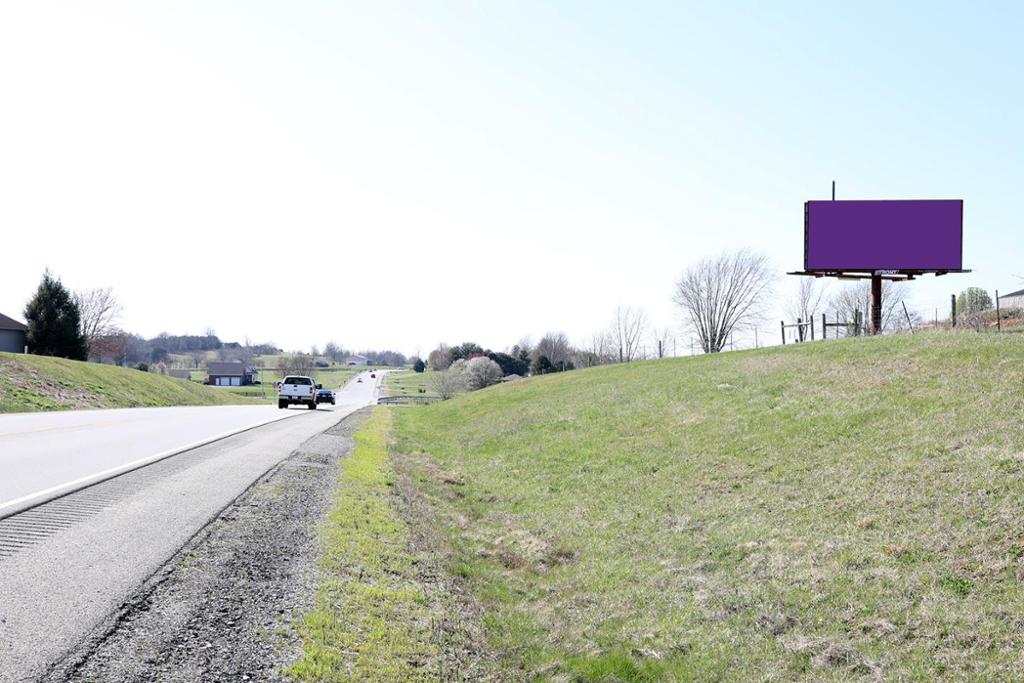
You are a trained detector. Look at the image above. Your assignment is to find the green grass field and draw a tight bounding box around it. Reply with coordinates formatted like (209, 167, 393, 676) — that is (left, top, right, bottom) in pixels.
(385, 332, 1024, 680)
(0, 352, 263, 413)
(384, 369, 434, 397)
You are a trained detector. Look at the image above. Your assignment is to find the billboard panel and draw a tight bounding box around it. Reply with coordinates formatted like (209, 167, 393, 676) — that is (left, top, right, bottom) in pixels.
(805, 199, 963, 272)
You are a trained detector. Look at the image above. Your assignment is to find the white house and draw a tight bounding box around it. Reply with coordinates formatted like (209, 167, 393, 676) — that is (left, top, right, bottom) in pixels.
(343, 354, 370, 366)
(999, 288, 1024, 311)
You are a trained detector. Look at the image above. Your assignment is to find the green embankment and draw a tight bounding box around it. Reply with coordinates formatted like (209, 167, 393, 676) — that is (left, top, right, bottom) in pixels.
(387, 332, 1024, 680)
(0, 352, 262, 413)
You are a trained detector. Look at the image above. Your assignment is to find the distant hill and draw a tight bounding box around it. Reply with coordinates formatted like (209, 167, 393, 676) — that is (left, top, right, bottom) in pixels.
(0, 352, 263, 413)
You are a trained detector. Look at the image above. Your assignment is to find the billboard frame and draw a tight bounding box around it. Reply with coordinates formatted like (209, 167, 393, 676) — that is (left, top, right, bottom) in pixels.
(788, 188, 970, 335)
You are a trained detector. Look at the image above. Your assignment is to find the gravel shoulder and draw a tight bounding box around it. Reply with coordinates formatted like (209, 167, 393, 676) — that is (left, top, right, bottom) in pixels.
(45, 408, 371, 682)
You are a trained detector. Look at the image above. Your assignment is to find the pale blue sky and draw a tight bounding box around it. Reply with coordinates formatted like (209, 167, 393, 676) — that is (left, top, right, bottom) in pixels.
(1, 2, 1019, 353)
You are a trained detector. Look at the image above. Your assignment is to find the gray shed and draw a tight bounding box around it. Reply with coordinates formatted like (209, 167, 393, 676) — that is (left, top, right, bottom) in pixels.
(0, 312, 28, 353)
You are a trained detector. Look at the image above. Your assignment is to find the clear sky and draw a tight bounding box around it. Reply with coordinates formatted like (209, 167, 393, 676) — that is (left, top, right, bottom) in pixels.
(1, 2, 1019, 355)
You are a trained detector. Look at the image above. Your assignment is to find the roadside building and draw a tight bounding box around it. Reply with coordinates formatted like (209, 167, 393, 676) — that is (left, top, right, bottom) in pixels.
(343, 354, 371, 366)
(0, 312, 28, 353)
(998, 288, 1024, 311)
(206, 361, 256, 386)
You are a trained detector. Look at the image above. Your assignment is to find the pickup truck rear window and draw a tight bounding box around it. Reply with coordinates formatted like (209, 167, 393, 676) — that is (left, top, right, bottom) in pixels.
(283, 377, 312, 385)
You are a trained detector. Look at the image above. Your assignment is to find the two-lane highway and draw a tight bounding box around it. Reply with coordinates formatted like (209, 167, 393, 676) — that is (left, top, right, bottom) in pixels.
(0, 372, 381, 518)
(0, 371, 383, 681)
(0, 405, 298, 517)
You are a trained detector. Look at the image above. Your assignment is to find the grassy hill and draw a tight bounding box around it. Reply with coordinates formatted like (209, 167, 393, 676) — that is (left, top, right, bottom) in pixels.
(389, 332, 1024, 680)
(0, 352, 263, 413)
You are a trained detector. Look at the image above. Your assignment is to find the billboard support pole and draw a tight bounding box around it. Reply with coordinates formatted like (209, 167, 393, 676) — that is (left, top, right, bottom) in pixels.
(870, 275, 883, 335)
(831, 180, 835, 201)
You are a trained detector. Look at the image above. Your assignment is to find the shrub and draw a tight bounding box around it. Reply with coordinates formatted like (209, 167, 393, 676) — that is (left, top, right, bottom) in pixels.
(462, 357, 503, 391)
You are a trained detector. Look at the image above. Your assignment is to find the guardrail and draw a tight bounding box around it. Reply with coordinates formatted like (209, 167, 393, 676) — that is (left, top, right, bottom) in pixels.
(377, 395, 441, 405)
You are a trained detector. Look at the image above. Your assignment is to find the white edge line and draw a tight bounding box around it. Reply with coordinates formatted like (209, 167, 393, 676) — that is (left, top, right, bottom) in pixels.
(0, 410, 307, 522)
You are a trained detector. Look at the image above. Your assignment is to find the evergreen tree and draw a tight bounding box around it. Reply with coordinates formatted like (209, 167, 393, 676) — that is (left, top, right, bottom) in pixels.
(24, 271, 88, 359)
(412, 358, 426, 373)
(530, 354, 554, 375)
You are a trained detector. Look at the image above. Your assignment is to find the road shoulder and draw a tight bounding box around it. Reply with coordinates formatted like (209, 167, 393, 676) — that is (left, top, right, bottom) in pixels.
(45, 408, 372, 682)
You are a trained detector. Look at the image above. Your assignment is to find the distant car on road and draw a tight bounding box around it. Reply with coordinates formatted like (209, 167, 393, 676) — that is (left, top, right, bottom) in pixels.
(316, 388, 335, 405)
(356, 377, 363, 383)
(278, 375, 321, 410)
(370, 373, 376, 379)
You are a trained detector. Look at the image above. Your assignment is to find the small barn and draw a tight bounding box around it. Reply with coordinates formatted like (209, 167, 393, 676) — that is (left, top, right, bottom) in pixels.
(344, 354, 371, 366)
(999, 288, 1024, 311)
(0, 312, 28, 354)
(206, 361, 256, 386)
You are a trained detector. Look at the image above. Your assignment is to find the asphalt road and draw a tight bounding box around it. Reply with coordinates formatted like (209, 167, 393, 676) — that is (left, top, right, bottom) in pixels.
(0, 373, 380, 518)
(0, 372, 382, 682)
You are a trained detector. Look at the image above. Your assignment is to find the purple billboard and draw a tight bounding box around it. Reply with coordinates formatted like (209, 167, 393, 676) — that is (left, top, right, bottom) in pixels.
(804, 199, 963, 272)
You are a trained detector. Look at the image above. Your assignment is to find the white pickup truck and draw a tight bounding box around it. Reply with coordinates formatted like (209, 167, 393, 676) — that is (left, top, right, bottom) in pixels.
(277, 375, 322, 410)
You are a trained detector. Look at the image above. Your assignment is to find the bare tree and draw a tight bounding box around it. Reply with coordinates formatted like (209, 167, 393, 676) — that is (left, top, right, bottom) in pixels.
(673, 250, 774, 353)
(788, 278, 828, 324)
(650, 327, 673, 359)
(576, 330, 615, 367)
(278, 353, 315, 377)
(90, 329, 127, 365)
(427, 344, 452, 371)
(535, 332, 571, 367)
(324, 341, 343, 363)
(430, 366, 463, 400)
(830, 280, 909, 335)
(609, 306, 648, 362)
(784, 278, 828, 341)
(75, 287, 122, 358)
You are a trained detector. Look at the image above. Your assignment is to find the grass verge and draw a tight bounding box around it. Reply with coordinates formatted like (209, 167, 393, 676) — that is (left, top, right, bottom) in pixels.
(287, 409, 439, 681)
(391, 332, 1024, 680)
